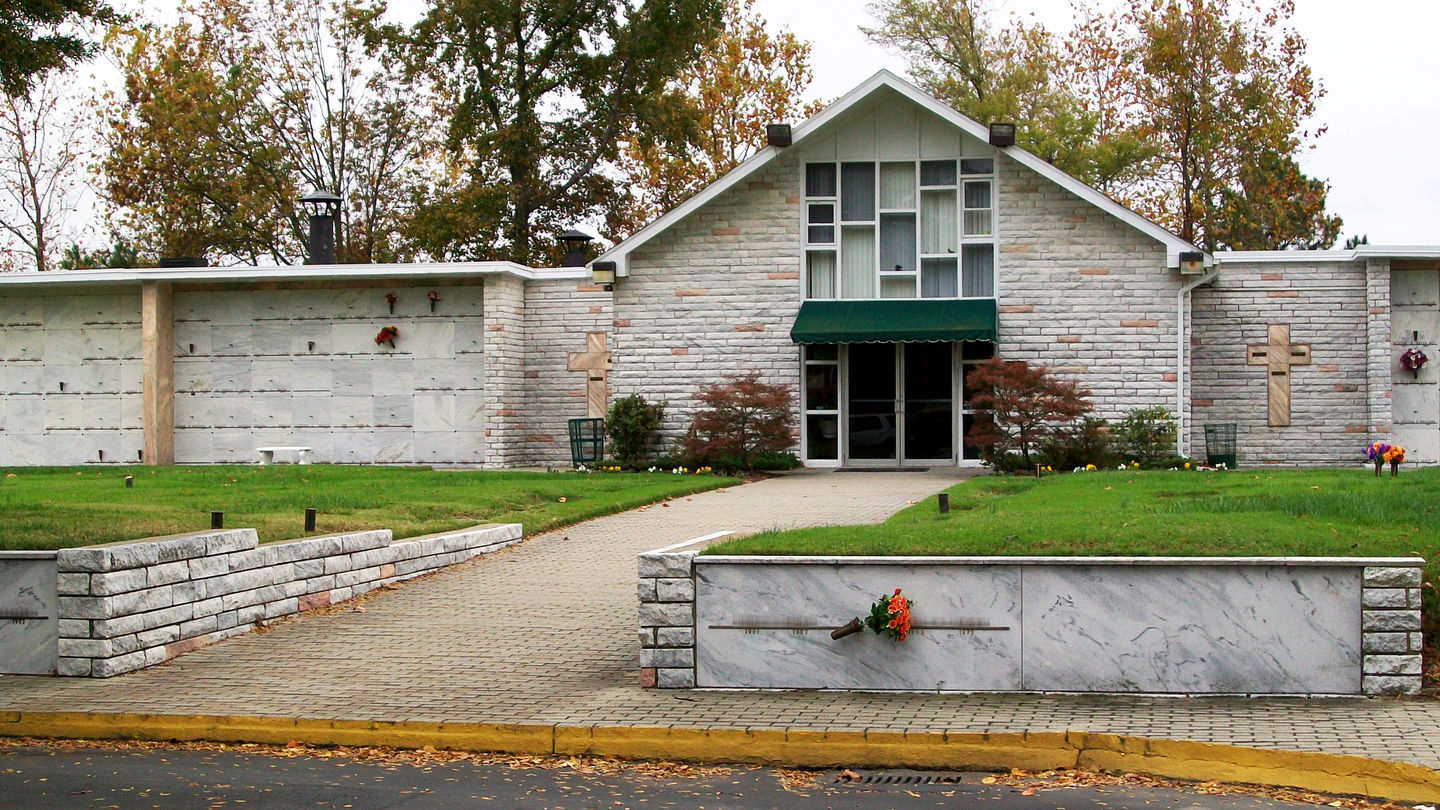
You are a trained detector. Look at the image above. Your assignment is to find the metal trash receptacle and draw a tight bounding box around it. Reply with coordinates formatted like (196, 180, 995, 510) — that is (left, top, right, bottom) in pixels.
(1203, 423, 1237, 469)
(568, 418, 605, 466)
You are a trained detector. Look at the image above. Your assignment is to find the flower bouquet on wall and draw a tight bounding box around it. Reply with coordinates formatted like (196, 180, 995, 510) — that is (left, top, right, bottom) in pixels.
(1400, 348, 1427, 378)
(374, 325, 399, 349)
(831, 588, 914, 641)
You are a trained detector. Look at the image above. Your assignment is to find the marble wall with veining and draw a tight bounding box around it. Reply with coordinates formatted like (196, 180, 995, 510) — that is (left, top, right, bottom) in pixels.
(0, 554, 59, 675)
(692, 557, 1396, 695)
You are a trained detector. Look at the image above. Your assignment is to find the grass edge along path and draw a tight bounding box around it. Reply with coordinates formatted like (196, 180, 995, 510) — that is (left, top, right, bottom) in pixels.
(0, 466, 736, 551)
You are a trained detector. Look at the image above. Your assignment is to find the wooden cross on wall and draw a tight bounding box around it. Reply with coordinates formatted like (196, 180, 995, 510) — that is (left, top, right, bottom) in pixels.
(567, 331, 612, 418)
(1247, 324, 1310, 427)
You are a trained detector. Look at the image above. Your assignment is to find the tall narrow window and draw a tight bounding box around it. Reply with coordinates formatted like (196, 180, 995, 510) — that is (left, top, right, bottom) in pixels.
(964, 180, 992, 236)
(807, 251, 836, 299)
(803, 344, 839, 461)
(962, 244, 994, 298)
(840, 163, 875, 222)
(840, 226, 875, 298)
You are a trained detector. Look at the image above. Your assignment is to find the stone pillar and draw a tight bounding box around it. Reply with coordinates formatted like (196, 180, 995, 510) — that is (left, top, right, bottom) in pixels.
(481, 274, 526, 468)
(1365, 259, 1392, 439)
(1361, 564, 1424, 696)
(637, 549, 697, 688)
(141, 281, 174, 465)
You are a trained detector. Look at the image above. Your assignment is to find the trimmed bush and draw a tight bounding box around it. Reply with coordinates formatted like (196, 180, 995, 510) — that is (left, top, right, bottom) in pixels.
(605, 394, 665, 468)
(678, 374, 796, 471)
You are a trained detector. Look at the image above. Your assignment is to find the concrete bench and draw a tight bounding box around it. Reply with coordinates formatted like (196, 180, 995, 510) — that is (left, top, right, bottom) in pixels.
(257, 446, 312, 465)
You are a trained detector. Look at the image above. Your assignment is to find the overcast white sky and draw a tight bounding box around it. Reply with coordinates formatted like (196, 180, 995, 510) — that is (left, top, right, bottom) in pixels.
(752, 0, 1440, 246)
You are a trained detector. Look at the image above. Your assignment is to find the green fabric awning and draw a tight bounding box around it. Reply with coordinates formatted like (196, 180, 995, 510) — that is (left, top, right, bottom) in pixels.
(789, 299, 998, 344)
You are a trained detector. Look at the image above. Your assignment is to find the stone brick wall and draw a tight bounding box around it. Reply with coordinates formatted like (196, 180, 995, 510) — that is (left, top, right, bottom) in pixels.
(172, 283, 486, 464)
(522, 277, 613, 467)
(1361, 564, 1425, 696)
(1390, 265, 1438, 463)
(611, 157, 804, 450)
(995, 154, 1182, 424)
(0, 290, 144, 465)
(637, 547, 697, 689)
(53, 523, 520, 677)
(481, 275, 526, 469)
(1191, 260, 1369, 465)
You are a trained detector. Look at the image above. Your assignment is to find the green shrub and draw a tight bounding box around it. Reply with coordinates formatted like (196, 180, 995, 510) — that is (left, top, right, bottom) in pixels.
(1041, 416, 1116, 471)
(605, 395, 665, 468)
(1116, 407, 1178, 464)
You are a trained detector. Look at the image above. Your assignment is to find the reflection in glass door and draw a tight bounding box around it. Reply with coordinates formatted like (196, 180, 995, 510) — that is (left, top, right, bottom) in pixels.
(847, 343, 897, 461)
(903, 343, 953, 461)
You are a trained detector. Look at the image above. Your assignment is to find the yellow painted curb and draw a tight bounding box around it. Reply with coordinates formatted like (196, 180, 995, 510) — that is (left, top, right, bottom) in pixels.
(3, 712, 1437, 803)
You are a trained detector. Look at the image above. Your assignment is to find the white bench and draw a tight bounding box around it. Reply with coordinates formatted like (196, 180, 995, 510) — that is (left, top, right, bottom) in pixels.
(257, 446, 312, 465)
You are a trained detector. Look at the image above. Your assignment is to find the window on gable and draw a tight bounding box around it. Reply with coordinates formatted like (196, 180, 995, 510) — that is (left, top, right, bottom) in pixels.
(805, 156, 995, 301)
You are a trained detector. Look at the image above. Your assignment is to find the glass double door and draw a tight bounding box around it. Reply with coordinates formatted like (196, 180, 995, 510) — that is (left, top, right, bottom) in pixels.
(847, 342, 953, 465)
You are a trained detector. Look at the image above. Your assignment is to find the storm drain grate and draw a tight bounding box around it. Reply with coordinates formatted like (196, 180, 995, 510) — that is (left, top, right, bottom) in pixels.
(851, 773, 964, 786)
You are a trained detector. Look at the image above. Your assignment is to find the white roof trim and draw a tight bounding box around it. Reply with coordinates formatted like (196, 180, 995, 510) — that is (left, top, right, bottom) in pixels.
(1216, 246, 1440, 264)
(597, 69, 1207, 271)
(0, 261, 585, 287)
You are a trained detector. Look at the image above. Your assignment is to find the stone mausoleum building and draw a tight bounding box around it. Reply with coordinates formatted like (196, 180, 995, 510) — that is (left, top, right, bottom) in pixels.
(0, 72, 1436, 469)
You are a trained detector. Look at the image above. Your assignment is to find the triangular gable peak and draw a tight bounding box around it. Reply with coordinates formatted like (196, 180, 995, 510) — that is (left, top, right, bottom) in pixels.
(598, 69, 1204, 273)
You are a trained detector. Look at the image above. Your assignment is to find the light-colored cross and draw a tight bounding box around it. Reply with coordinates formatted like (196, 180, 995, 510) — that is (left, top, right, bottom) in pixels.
(1247, 324, 1310, 427)
(567, 331, 612, 418)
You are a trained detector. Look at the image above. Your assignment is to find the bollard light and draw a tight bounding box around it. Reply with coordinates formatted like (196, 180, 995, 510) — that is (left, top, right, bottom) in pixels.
(305, 507, 317, 533)
(938, 493, 950, 514)
(211, 511, 224, 529)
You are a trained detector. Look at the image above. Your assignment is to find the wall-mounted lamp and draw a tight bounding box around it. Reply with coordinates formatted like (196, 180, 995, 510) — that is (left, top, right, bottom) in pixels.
(766, 124, 792, 147)
(592, 260, 617, 289)
(988, 122, 1016, 147)
(1178, 251, 1206, 275)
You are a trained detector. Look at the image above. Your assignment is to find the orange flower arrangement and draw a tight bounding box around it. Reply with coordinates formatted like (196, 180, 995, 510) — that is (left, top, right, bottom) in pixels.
(865, 587, 914, 642)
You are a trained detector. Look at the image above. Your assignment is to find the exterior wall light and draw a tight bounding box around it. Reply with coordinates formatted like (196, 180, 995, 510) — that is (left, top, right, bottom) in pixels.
(766, 124, 792, 147)
(1179, 251, 1206, 275)
(592, 260, 617, 289)
(988, 123, 1016, 147)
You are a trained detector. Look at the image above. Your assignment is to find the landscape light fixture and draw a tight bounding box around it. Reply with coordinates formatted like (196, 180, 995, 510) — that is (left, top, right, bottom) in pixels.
(988, 122, 1016, 147)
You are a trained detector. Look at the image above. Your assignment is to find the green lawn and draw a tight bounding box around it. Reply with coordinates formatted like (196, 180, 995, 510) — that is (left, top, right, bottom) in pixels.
(0, 465, 735, 551)
(709, 467, 1439, 558)
(710, 467, 1439, 675)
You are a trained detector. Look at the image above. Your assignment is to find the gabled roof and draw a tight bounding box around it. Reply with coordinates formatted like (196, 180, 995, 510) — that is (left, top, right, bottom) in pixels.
(597, 69, 1206, 273)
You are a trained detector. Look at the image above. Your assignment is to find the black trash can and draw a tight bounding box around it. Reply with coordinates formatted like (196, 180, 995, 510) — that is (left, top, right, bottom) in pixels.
(1203, 423, 1237, 469)
(568, 418, 605, 466)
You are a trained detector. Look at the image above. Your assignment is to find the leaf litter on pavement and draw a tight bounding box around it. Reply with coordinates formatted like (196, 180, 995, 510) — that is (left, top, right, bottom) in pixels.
(0, 737, 1429, 809)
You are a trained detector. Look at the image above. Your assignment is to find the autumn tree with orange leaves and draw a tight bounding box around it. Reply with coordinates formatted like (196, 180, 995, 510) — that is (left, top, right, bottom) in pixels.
(865, 0, 1340, 251)
(614, 0, 820, 234)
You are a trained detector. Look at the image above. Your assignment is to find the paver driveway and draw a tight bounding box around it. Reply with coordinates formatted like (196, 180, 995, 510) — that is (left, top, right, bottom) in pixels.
(2, 468, 1438, 771)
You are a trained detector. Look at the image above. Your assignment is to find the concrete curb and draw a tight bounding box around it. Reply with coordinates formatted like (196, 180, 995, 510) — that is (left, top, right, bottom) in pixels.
(3, 711, 1437, 803)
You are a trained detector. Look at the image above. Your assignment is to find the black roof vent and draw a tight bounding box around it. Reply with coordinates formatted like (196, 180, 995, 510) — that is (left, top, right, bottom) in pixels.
(559, 229, 594, 267)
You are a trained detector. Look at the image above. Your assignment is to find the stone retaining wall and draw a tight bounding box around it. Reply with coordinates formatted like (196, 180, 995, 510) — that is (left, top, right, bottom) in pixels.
(51, 523, 521, 677)
(639, 552, 1426, 696)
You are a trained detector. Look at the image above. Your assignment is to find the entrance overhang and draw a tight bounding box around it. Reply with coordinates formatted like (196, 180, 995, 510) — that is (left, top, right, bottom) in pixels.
(789, 299, 998, 345)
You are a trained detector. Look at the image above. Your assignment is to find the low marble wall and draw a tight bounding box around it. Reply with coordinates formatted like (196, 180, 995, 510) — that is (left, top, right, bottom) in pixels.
(638, 554, 1426, 696)
(47, 522, 521, 677)
(0, 552, 59, 675)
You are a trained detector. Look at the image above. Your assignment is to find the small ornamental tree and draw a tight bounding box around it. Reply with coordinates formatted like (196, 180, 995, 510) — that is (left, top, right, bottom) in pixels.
(605, 394, 665, 468)
(966, 358, 1092, 469)
(680, 373, 796, 470)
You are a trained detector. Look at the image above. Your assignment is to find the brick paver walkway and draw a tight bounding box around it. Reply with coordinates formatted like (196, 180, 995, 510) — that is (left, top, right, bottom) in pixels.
(2, 469, 1437, 770)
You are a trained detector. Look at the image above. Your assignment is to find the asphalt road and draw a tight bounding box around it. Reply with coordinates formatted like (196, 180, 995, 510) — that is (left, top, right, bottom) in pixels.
(0, 744, 1345, 809)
